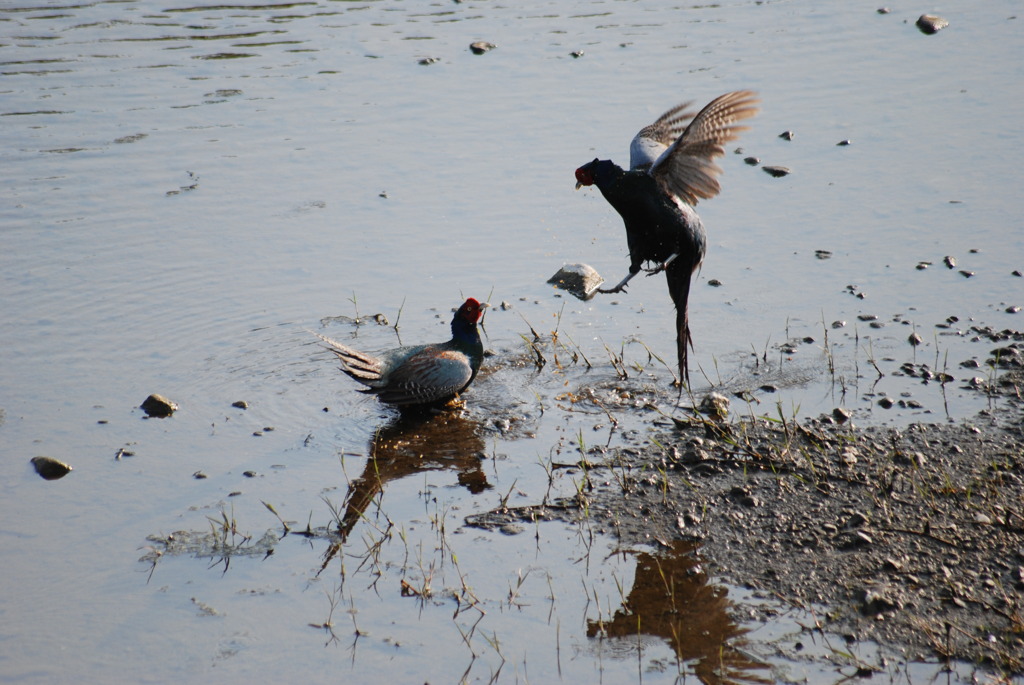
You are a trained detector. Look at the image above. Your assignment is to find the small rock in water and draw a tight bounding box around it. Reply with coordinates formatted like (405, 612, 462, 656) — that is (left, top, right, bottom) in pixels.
(779, 130, 795, 141)
(762, 165, 791, 178)
(570, 50, 584, 58)
(815, 250, 832, 259)
(707, 278, 723, 287)
(832, 407, 852, 423)
(743, 156, 760, 166)
(547, 263, 604, 300)
(943, 255, 956, 269)
(916, 14, 949, 35)
(140, 393, 177, 418)
(469, 41, 496, 54)
(836, 139, 852, 146)
(232, 400, 249, 410)
(31, 456, 72, 480)
(958, 270, 974, 278)
(908, 332, 923, 346)
(418, 56, 440, 66)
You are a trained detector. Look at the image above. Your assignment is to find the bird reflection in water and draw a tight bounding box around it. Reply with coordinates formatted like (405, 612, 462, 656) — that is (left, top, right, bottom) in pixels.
(320, 411, 491, 571)
(587, 541, 770, 685)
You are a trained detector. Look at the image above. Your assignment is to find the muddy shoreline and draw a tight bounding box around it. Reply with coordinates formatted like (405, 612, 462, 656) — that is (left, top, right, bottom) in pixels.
(470, 363, 1024, 676)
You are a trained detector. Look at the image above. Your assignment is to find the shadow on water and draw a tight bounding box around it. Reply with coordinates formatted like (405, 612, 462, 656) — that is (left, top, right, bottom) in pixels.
(589, 541, 772, 685)
(328, 409, 491, 545)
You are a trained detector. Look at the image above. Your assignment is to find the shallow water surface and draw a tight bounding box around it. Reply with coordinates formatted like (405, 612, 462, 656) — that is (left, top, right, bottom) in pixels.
(1, 0, 1021, 682)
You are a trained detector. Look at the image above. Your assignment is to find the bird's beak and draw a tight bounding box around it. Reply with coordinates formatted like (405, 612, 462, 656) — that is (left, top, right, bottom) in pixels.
(575, 181, 583, 190)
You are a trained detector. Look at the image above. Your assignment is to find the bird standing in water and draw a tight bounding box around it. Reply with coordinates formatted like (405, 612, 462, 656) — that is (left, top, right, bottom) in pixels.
(574, 90, 759, 385)
(315, 298, 486, 408)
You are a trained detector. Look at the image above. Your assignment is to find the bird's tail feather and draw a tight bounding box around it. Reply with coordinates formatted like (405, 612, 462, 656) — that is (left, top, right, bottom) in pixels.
(666, 270, 694, 386)
(676, 304, 693, 386)
(309, 331, 383, 382)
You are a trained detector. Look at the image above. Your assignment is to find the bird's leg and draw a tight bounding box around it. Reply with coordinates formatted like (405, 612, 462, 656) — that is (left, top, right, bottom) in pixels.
(644, 252, 679, 277)
(598, 270, 638, 294)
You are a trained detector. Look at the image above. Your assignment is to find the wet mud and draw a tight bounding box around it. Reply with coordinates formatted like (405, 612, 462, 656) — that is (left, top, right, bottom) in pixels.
(469, 345, 1024, 676)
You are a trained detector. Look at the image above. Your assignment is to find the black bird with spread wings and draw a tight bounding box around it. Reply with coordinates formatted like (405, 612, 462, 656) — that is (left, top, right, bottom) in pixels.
(575, 90, 759, 385)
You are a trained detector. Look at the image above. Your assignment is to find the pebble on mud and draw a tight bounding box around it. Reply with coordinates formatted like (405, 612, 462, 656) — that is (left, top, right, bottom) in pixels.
(547, 263, 604, 300)
(232, 400, 248, 410)
(31, 456, 72, 480)
(469, 41, 495, 54)
(916, 14, 949, 35)
(699, 392, 730, 420)
(140, 393, 177, 418)
(861, 586, 901, 616)
(832, 407, 852, 423)
(762, 165, 791, 178)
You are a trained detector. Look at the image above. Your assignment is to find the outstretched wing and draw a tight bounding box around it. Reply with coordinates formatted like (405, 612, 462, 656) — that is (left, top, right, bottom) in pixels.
(628, 101, 695, 171)
(649, 91, 759, 206)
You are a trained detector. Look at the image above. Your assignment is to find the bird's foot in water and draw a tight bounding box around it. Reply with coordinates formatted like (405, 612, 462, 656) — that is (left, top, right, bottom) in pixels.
(443, 396, 466, 410)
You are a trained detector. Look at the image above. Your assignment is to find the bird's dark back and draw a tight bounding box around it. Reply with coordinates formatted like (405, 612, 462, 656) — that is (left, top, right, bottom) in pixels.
(597, 171, 704, 268)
